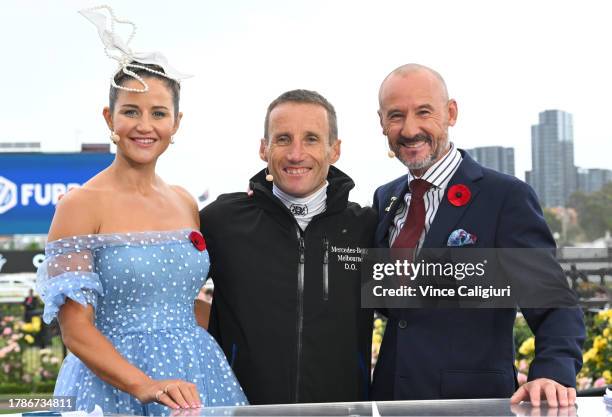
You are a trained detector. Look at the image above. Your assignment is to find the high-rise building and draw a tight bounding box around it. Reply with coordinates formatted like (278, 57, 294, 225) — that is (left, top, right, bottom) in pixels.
(577, 168, 612, 194)
(528, 110, 577, 207)
(465, 146, 515, 176)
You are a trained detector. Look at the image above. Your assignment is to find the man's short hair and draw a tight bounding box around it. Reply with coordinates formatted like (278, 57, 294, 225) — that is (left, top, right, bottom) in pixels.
(264, 89, 338, 144)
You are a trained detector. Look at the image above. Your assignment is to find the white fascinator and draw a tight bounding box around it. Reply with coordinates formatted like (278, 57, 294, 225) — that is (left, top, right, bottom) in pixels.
(79, 5, 192, 92)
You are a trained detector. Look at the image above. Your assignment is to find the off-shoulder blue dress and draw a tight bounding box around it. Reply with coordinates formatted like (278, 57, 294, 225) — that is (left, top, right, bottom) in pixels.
(36, 229, 247, 415)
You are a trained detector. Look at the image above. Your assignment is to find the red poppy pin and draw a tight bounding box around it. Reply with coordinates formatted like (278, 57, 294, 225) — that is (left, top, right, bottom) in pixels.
(189, 231, 207, 251)
(447, 184, 471, 207)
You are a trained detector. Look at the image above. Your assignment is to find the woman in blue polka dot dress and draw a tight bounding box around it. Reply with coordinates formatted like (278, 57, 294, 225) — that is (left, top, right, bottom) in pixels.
(36, 7, 247, 415)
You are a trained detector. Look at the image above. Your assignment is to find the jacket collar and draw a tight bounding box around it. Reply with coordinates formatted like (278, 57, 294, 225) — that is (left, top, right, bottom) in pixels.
(422, 149, 483, 247)
(377, 149, 483, 248)
(376, 179, 409, 247)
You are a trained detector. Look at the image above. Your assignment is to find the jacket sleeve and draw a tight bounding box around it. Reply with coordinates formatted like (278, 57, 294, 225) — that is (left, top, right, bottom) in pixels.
(200, 204, 216, 280)
(495, 180, 585, 388)
(372, 187, 381, 213)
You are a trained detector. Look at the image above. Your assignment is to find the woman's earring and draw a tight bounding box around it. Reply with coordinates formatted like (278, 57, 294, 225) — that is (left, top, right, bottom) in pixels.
(170, 136, 175, 144)
(110, 131, 120, 144)
(265, 169, 273, 182)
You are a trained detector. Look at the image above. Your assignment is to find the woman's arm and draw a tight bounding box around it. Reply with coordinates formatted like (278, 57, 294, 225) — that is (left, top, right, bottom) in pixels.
(58, 300, 146, 393)
(194, 298, 211, 329)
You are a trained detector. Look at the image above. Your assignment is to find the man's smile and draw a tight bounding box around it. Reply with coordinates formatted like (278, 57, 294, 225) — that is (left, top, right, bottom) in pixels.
(284, 167, 312, 176)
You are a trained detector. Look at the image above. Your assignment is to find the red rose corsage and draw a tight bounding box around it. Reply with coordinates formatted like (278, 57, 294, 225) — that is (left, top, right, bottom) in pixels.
(189, 230, 207, 251)
(447, 184, 471, 207)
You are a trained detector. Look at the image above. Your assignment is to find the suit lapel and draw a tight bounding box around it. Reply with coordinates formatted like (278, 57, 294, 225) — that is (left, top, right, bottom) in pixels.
(376, 180, 409, 248)
(423, 152, 483, 248)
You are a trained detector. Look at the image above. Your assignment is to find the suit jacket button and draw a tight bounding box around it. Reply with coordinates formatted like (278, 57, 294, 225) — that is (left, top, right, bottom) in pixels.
(398, 320, 407, 329)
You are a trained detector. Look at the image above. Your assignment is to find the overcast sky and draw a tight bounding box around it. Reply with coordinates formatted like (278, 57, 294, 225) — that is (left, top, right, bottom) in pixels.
(2, 0, 611, 206)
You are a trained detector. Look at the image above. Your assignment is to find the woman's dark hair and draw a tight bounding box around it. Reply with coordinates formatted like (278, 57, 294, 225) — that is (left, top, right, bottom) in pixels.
(109, 62, 180, 118)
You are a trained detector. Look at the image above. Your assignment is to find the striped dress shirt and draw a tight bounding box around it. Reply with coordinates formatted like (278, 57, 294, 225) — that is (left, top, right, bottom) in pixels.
(389, 143, 463, 248)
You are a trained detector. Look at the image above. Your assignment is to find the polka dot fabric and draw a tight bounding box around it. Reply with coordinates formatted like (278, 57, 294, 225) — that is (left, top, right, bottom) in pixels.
(36, 229, 248, 414)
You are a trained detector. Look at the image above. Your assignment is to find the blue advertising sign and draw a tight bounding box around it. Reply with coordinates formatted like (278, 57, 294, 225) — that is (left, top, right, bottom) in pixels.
(0, 153, 114, 234)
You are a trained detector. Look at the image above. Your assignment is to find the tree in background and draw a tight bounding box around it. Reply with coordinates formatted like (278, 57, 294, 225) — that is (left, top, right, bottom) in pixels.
(546, 207, 584, 245)
(543, 208, 562, 236)
(568, 183, 612, 241)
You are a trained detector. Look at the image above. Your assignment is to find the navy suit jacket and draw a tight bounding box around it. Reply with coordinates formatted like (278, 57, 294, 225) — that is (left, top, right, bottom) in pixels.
(371, 150, 585, 400)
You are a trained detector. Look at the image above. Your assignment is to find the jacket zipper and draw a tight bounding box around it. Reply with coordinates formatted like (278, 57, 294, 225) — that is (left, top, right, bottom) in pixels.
(295, 227, 305, 402)
(322, 236, 329, 301)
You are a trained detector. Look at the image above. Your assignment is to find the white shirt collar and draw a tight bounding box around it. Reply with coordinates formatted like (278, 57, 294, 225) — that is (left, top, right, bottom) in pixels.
(407, 142, 461, 189)
(272, 182, 329, 230)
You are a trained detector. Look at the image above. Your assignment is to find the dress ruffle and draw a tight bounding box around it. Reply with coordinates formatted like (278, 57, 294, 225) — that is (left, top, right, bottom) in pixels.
(37, 270, 103, 324)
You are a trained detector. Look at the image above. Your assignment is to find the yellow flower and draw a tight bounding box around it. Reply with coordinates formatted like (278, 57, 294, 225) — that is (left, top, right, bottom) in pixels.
(594, 336, 608, 351)
(31, 316, 41, 333)
(374, 318, 384, 329)
(583, 347, 597, 363)
(20, 317, 42, 334)
(519, 337, 535, 356)
(598, 310, 612, 326)
(603, 328, 610, 338)
(603, 370, 612, 384)
(24, 334, 34, 344)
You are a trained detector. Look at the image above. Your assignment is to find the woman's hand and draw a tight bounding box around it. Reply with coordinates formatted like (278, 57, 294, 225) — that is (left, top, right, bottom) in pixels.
(133, 379, 202, 409)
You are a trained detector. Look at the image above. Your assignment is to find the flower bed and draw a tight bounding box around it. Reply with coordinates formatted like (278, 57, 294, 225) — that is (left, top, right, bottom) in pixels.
(0, 313, 63, 393)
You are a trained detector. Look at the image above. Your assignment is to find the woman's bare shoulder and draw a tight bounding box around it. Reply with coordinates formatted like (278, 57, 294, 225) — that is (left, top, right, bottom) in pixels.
(169, 185, 199, 224)
(47, 181, 110, 241)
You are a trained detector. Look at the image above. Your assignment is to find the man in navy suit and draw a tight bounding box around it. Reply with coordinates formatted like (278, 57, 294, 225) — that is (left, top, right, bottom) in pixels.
(371, 64, 585, 407)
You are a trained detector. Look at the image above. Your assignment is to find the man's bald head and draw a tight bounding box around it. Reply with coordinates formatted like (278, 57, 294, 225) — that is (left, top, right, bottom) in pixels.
(377, 63, 458, 176)
(378, 64, 449, 109)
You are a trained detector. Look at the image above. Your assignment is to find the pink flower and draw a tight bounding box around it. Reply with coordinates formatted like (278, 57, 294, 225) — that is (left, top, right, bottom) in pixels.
(518, 359, 529, 372)
(594, 377, 607, 387)
(517, 372, 528, 385)
(3, 364, 10, 373)
(2, 327, 12, 336)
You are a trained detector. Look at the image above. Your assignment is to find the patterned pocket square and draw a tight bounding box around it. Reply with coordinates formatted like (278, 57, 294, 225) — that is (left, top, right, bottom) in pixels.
(447, 229, 477, 247)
